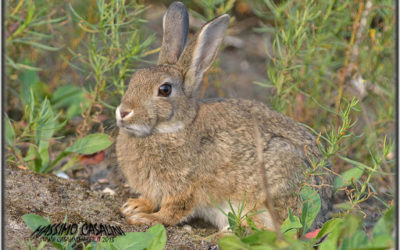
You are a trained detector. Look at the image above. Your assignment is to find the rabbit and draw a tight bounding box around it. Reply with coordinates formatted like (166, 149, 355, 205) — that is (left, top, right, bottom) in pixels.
(116, 1, 332, 231)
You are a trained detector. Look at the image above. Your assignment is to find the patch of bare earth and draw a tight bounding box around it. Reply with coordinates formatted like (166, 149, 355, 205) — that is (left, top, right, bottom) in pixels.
(5, 165, 218, 249)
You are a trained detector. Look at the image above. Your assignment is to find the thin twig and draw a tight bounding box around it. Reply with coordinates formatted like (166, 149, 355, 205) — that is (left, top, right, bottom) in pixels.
(11, 0, 25, 16)
(253, 117, 282, 239)
(335, 0, 365, 127)
(304, 182, 332, 189)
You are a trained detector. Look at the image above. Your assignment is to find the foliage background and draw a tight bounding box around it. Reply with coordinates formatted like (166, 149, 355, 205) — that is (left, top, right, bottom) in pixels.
(4, 0, 396, 248)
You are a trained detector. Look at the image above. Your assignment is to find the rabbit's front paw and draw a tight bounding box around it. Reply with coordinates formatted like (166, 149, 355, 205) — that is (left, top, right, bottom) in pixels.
(120, 198, 154, 217)
(126, 213, 160, 226)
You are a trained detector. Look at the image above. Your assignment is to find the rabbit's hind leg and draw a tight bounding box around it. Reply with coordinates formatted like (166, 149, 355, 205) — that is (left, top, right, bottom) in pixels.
(125, 191, 197, 226)
(120, 197, 154, 218)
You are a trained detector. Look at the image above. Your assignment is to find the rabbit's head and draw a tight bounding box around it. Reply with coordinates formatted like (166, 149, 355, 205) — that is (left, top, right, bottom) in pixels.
(116, 2, 230, 137)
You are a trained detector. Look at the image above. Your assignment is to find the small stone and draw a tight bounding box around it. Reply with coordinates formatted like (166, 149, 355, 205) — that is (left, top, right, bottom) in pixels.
(183, 224, 192, 232)
(98, 178, 109, 184)
(56, 172, 70, 179)
(102, 187, 116, 196)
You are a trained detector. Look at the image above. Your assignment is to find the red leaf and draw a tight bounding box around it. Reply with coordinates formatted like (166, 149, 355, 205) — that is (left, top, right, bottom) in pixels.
(78, 150, 105, 165)
(304, 228, 321, 239)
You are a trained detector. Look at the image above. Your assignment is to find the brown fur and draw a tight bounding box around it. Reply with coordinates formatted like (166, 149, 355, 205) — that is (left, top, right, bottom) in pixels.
(116, 1, 332, 230)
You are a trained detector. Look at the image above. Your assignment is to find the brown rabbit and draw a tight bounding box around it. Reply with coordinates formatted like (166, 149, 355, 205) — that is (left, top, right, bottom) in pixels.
(116, 1, 332, 231)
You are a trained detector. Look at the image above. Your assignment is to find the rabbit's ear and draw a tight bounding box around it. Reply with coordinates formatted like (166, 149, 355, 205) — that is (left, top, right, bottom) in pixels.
(178, 14, 230, 97)
(157, 2, 189, 65)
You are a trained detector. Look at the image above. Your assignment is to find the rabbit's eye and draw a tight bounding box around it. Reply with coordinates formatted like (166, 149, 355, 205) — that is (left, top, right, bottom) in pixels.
(158, 83, 172, 97)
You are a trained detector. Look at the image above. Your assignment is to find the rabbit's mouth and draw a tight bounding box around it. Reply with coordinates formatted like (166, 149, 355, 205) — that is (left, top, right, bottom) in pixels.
(119, 123, 152, 137)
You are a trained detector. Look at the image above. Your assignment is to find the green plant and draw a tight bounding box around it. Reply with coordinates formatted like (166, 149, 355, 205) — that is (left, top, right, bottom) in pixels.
(6, 0, 66, 72)
(218, 193, 394, 249)
(13, 67, 91, 122)
(5, 88, 113, 173)
(68, 0, 155, 134)
(253, 0, 394, 172)
(252, 0, 394, 226)
(334, 135, 394, 215)
(191, 0, 236, 20)
(5, 89, 65, 173)
(209, 194, 268, 238)
(313, 207, 394, 250)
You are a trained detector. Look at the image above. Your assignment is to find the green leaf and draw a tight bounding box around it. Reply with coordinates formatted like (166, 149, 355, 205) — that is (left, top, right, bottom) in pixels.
(340, 229, 369, 250)
(343, 214, 362, 237)
(51, 85, 91, 119)
(112, 232, 154, 250)
(13, 40, 61, 51)
(20, 67, 39, 87)
(318, 225, 342, 250)
(35, 99, 60, 172)
(20, 69, 39, 105)
(339, 155, 383, 173)
(334, 202, 353, 211)
(249, 245, 276, 250)
(281, 208, 302, 234)
(315, 218, 343, 241)
(371, 206, 394, 248)
(22, 214, 50, 231)
(228, 212, 237, 230)
(242, 231, 277, 245)
(65, 134, 114, 155)
(30, 16, 68, 27)
(246, 215, 260, 232)
(334, 167, 364, 189)
(219, 235, 250, 250)
(16, 63, 42, 71)
(27, 88, 35, 123)
(369, 235, 394, 249)
(52, 85, 86, 108)
(372, 206, 394, 238)
(5, 116, 15, 146)
(36, 241, 48, 250)
(24, 145, 40, 171)
(338, 156, 376, 172)
(19, 65, 50, 105)
(147, 224, 167, 250)
(300, 186, 321, 235)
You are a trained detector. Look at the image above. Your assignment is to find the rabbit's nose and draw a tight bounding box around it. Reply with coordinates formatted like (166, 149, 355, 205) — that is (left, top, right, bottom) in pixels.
(116, 107, 134, 120)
